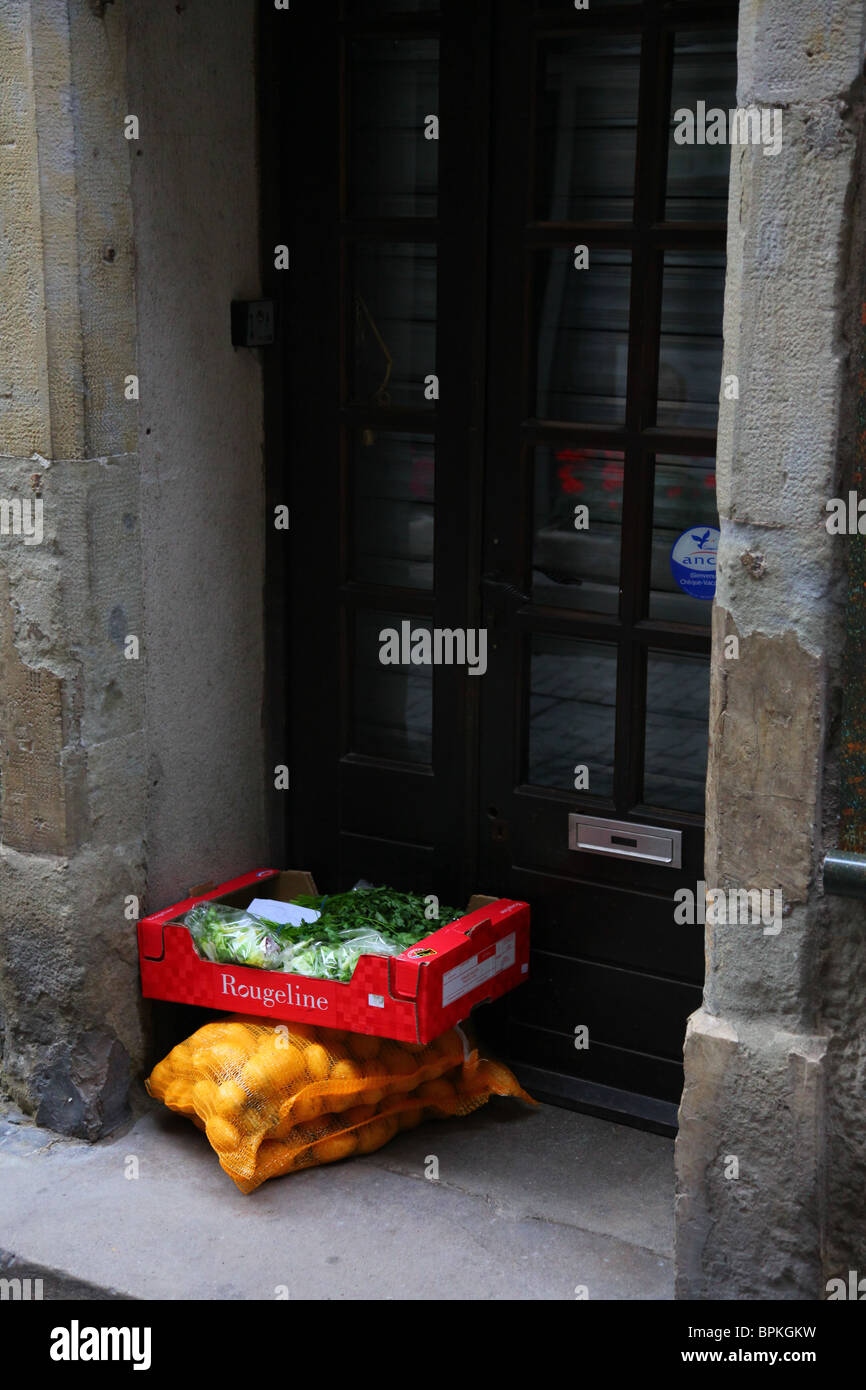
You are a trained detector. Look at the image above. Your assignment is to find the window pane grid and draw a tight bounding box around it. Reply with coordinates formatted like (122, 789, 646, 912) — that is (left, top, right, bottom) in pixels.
(524, 4, 730, 819)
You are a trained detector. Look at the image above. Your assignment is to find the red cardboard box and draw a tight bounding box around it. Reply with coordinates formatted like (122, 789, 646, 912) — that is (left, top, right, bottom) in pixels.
(138, 869, 530, 1044)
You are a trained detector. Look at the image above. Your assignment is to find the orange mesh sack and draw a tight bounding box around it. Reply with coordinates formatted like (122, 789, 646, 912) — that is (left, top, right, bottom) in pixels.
(147, 1018, 536, 1194)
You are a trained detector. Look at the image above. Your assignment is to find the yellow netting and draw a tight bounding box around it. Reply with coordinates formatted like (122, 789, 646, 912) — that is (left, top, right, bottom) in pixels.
(147, 1018, 536, 1193)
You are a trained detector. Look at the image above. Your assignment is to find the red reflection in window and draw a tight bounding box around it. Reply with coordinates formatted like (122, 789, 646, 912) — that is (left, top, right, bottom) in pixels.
(410, 453, 435, 499)
(557, 464, 585, 495)
(555, 449, 623, 498)
(601, 460, 623, 493)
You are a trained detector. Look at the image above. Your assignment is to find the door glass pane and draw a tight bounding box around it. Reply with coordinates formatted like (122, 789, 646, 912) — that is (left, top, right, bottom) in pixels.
(528, 636, 617, 797)
(352, 431, 435, 589)
(354, 0, 438, 14)
(349, 38, 439, 219)
(644, 652, 710, 813)
(532, 446, 623, 615)
(533, 0, 636, 8)
(350, 242, 437, 409)
(649, 454, 718, 625)
(657, 251, 725, 429)
(353, 610, 433, 764)
(537, 34, 641, 221)
(667, 31, 739, 222)
(534, 249, 631, 424)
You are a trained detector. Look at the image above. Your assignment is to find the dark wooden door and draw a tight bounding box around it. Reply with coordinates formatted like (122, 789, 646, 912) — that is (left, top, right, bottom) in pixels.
(475, 0, 737, 1128)
(262, 0, 492, 906)
(262, 0, 737, 1130)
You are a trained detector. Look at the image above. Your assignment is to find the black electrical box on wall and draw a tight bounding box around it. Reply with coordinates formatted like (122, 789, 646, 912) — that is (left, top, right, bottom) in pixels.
(231, 300, 276, 347)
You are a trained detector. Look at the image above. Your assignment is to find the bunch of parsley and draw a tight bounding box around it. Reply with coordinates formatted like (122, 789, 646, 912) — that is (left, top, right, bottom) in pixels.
(290, 886, 462, 951)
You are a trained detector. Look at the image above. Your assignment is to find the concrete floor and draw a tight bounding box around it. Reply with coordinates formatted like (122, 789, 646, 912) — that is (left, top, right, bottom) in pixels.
(0, 1098, 674, 1300)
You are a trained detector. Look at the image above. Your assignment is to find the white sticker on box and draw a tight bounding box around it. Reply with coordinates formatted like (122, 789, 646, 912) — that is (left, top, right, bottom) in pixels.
(441, 932, 516, 1008)
(368, 994, 385, 1009)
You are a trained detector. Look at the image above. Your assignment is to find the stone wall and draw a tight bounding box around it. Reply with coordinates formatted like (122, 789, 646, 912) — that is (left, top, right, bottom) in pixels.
(0, 0, 266, 1139)
(675, 0, 866, 1299)
(0, 0, 145, 1138)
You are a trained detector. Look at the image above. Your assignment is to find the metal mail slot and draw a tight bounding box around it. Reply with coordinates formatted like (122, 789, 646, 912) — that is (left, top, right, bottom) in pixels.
(568, 814, 682, 869)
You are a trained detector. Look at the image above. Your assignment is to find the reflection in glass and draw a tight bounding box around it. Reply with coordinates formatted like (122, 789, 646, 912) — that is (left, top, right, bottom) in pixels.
(351, 243, 437, 409)
(349, 38, 439, 219)
(644, 652, 710, 813)
(649, 455, 718, 625)
(667, 31, 738, 222)
(353, 610, 433, 764)
(532, 0, 635, 7)
(535, 250, 631, 424)
(354, 0, 438, 14)
(528, 637, 617, 796)
(532, 446, 623, 614)
(353, 433, 435, 590)
(537, 34, 640, 221)
(657, 252, 725, 429)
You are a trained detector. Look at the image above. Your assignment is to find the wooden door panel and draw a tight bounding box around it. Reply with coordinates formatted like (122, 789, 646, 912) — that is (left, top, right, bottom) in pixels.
(340, 765, 437, 844)
(338, 831, 436, 897)
(505, 866, 704, 983)
(506, 954, 703, 1059)
(484, 1016, 691, 1110)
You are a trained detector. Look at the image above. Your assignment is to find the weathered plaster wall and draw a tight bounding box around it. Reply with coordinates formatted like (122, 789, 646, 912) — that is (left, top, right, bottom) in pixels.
(0, 0, 146, 1138)
(125, 0, 267, 909)
(676, 0, 866, 1299)
(0, 0, 266, 1139)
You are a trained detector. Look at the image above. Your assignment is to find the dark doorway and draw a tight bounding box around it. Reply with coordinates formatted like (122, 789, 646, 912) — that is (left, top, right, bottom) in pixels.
(261, 0, 737, 1130)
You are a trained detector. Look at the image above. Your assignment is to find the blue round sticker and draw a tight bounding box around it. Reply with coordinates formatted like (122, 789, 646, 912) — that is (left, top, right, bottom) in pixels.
(670, 526, 719, 600)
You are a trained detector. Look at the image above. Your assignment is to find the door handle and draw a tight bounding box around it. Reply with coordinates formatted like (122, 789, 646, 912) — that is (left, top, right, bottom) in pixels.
(481, 575, 532, 607)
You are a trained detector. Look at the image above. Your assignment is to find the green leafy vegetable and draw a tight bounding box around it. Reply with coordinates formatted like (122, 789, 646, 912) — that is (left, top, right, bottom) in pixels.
(185, 904, 289, 971)
(185, 886, 463, 983)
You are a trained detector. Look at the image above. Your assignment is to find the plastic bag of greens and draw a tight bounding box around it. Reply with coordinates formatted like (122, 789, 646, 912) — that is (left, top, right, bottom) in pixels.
(185, 903, 288, 971)
(285, 927, 409, 984)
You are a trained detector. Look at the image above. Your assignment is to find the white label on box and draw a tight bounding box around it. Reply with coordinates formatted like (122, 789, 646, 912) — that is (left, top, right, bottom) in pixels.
(368, 994, 385, 1009)
(441, 932, 516, 1008)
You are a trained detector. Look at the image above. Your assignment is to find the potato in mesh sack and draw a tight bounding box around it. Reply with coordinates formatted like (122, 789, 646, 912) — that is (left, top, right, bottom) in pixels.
(147, 1018, 536, 1193)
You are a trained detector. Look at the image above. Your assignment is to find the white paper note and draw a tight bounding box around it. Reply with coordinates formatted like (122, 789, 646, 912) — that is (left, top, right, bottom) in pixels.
(247, 898, 321, 927)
